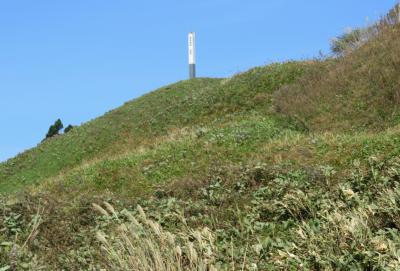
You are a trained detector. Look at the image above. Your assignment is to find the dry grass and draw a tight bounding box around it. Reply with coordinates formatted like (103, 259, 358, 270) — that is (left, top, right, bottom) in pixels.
(93, 203, 224, 271)
(274, 19, 400, 132)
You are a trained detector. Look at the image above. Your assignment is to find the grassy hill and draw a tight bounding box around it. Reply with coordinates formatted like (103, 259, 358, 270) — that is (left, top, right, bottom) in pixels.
(275, 22, 400, 132)
(0, 62, 306, 194)
(1, 7, 400, 271)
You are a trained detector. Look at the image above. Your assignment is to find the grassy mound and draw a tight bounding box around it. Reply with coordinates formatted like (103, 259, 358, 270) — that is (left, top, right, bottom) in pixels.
(0, 62, 307, 194)
(1, 6, 400, 270)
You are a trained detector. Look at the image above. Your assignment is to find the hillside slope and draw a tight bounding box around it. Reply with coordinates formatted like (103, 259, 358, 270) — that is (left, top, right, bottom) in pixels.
(1, 9, 400, 271)
(0, 63, 306, 193)
(275, 21, 400, 131)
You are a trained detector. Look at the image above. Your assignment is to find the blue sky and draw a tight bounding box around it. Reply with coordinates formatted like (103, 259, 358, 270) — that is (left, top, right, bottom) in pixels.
(0, 0, 396, 162)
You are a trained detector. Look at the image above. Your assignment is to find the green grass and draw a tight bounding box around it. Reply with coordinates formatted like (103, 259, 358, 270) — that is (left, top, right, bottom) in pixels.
(3, 122, 399, 270)
(0, 62, 307, 194)
(0, 78, 222, 193)
(38, 116, 297, 197)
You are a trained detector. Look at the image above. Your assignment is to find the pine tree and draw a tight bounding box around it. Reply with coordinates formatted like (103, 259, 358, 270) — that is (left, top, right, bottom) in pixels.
(45, 119, 64, 139)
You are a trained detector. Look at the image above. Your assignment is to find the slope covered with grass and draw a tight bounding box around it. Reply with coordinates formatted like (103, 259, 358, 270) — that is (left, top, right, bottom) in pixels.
(2, 7, 400, 271)
(274, 19, 400, 132)
(0, 63, 307, 194)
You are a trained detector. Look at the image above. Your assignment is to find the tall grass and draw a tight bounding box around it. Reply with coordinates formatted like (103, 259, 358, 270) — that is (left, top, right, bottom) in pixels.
(274, 16, 400, 132)
(93, 203, 222, 271)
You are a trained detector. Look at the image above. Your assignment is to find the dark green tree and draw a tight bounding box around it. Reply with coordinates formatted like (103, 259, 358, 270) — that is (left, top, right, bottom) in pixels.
(64, 125, 74, 133)
(46, 119, 64, 139)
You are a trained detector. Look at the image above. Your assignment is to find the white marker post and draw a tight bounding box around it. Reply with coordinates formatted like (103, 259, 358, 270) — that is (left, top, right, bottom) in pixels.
(188, 32, 196, 79)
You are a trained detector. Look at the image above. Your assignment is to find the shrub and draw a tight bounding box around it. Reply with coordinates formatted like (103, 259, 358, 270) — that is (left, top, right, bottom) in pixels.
(64, 125, 74, 134)
(331, 4, 400, 56)
(330, 27, 378, 56)
(0, 202, 43, 270)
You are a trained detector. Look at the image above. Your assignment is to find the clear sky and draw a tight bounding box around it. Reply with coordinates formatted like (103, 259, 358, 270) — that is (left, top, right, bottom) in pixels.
(0, 0, 397, 162)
